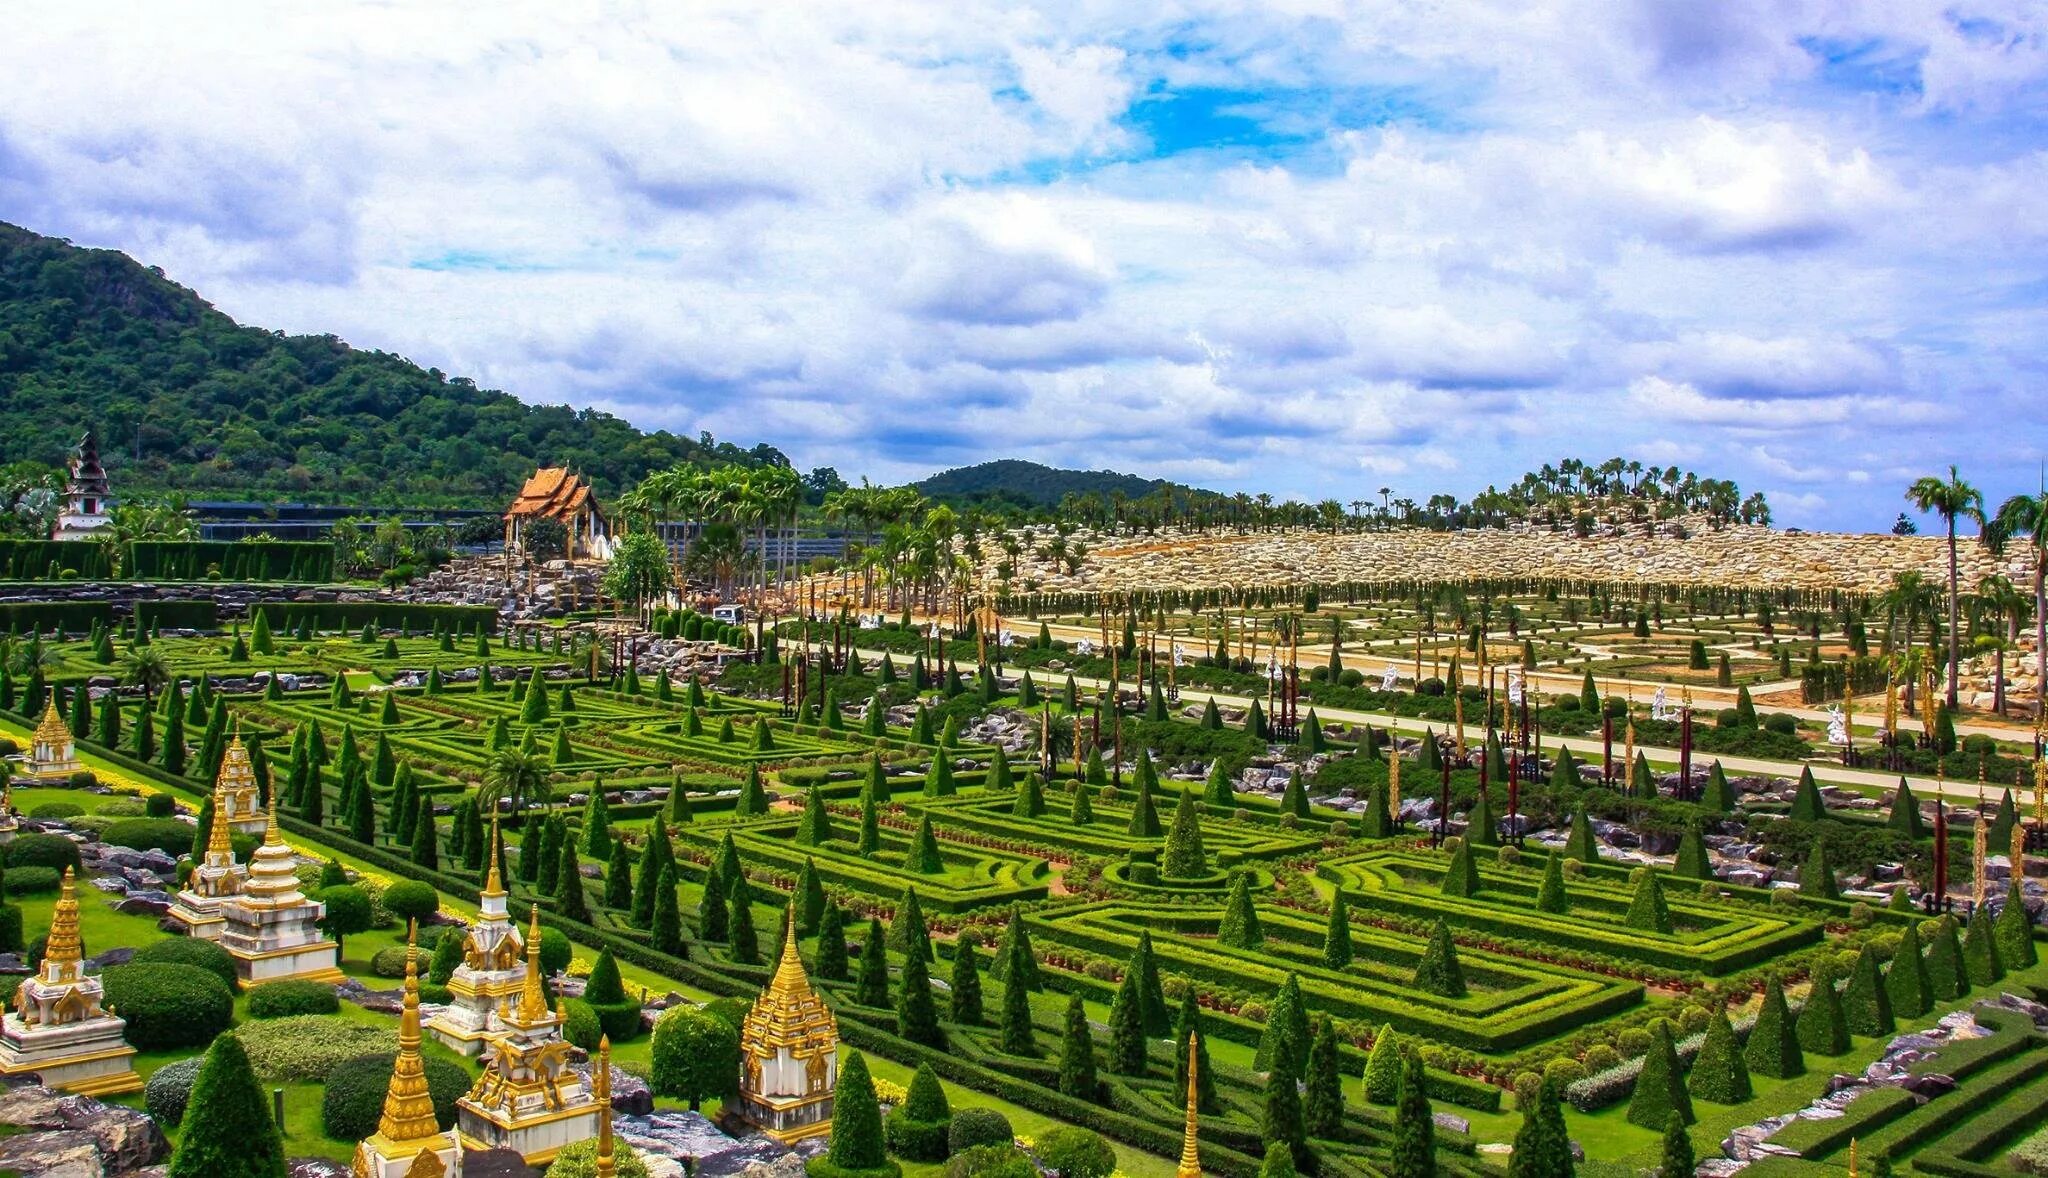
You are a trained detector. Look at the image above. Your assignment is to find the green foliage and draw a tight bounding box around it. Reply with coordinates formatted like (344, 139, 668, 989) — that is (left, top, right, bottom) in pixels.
(1997, 880, 2038, 968)
(948, 1108, 1014, 1156)
(1686, 1007, 1752, 1104)
(1160, 789, 1207, 878)
(820, 1052, 896, 1176)
(1391, 1051, 1437, 1178)
(1800, 836, 1839, 901)
(1841, 943, 1894, 1038)
(244, 979, 339, 1019)
(884, 1063, 953, 1162)
(1885, 921, 1932, 1018)
(1304, 1013, 1345, 1138)
(1625, 870, 1672, 934)
(1961, 905, 2005, 987)
(1924, 916, 1969, 1002)
(1795, 959, 1849, 1056)
(1440, 837, 1481, 898)
(1626, 1019, 1694, 1131)
(1413, 919, 1466, 998)
(651, 1005, 740, 1110)
(950, 939, 984, 1026)
(101, 962, 235, 1050)
(144, 1056, 205, 1129)
(1033, 1127, 1115, 1178)
(1535, 852, 1570, 915)
(167, 1033, 285, 1178)
(856, 918, 891, 1007)
(132, 935, 238, 988)
(1255, 972, 1310, 1078)
(1323, 890, 1354, 969)
(1659, 1111, 1695, 1178)
(1789, 766, 1827, 822)
(1364, 1025, 1403, 1104)
(318, 1051, 468, 1141)
(1057, 990, 1098, 1098)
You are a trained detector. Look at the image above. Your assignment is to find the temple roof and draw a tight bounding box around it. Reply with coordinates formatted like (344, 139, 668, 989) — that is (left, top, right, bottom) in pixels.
(504, 468, 602, 524)
(741, 909, 837, 1056)
(34, 700, 71, 747)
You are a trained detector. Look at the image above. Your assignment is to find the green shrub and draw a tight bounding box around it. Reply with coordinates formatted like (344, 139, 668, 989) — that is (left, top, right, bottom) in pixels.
(100, 962, 235, 1050)
(1034, 1127, 1116, 1178)
(233, 1016, 393, 1082)
(885, 1063, 953, 1161)
(102, 817, 201, 857)
(943, 1145, 1036, 1178)
(370, 945, 413, 978)
(4, 865, 61, 895)
(381, 880, 440, 924)
(6, 832, 82, 873)
(948, 1108, 1014, 1154)
(28, 802, 85, 820)
(245, 979, 340, 1019)
(547, 1138, 652, 1178)
(651, 1005, 740, 1110)
(562, 998, 604, 1051)
(319, 1051, 469, 1140)
(143, 1055, 205, 1127)
(133, 937, 239, 989)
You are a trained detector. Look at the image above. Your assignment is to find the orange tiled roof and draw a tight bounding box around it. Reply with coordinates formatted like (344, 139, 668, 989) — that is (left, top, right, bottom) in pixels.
(504, 468, 601, 523)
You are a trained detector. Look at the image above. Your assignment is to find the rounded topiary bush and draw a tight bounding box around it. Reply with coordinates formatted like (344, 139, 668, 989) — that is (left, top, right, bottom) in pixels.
(370, 946, 413, 978)
(98, 797, 150, 818)
(537, 926, 572, 977)
(944, 1146, 1036, 1178)
(1034, 1127, 1115, 1178)
(99, 962, 234, 1050)
(948, 1108, 1014, 1154)
(234, 1016, 393, 1082)
(143, 1055, 206, 1127)
(4, 866, 61, 896)
(320, 1051, 469, 1140)
(132, 936, 239, 989)
(1765, 714, 1798, 735)
(145, 793, 177, 818)
(380, 881, 440, 925)
(6, 832, 82, 874)
(246, 979, 340, 1019)
(101, 818, 200, 858)
(28, 802, 86, 820)
(561, 999, 603, 1052)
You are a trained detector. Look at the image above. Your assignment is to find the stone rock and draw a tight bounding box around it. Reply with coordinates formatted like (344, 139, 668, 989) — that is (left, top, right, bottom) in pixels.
(457, 1148, 540, 1178)
(113, 893, 173, 918)
(286, 1160, 354, 1178)
(738, 1156, 808, 1178)
(0, 1128, 103, 1178)
(1432, 1112, 1470, 1135)
(0, 1084, 169, 1175)
(82, 947, 134, 971)
(1902, 1073, 1957, 1098)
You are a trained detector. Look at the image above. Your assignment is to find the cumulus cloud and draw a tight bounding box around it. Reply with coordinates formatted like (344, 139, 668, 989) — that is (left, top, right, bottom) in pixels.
(1, 0, 2044, 531)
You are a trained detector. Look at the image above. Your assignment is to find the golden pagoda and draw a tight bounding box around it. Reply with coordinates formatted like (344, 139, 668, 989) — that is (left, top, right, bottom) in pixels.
(456, 907, 595, 1164)
(1176, 1032, 1203, 1178)
(353, 924, 464, 1178)
(735, 905, 840, 1143)
(215, 732, 267, 836)
(168, 744, 253, 940)
(0, 869, 140, 1095)
(218, 803, 343, 984)
(428, 820, 528, 1056)
(27, 698, 81, 780)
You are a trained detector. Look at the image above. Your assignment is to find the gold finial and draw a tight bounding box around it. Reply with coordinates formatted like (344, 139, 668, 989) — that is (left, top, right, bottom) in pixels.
(263, 795, 283, 846)
(595, 1035, 616, 1178)
(375, 922, 442, 1144)
(205, 783, 233, 861)
(1176, 1032, 1202, 1178)
(517, 906, 548, 1023)
(1849, 1137, 1858, 1178)
(481, 817, 505, 898)
(43, 867, 83, 979)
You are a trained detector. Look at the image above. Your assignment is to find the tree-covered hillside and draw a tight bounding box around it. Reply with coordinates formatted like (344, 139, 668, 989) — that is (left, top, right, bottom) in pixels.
(913, 459, 1194, 510)
(0, 222, 782, 507)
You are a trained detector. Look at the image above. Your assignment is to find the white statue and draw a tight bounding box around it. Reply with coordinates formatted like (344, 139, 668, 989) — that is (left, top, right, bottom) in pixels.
(1507, 667, 1525, 706)
(1650, 685, 1670, 722)
(1267, 654, 1281, 681)
(858, 614, 880, 630)
(1172, 642, 1188, 667)
(1826, 704, 1848, 746)
(1074, 638, 1095, 657)
(998, 629, 1017, 647)
(1381, 663, 1400, 692)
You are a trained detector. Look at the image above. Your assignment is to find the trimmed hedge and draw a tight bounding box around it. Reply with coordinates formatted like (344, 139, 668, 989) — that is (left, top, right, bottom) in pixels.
(5, 832, 83, 874)
(143, 1055, 207, 1127)
(104, 817, 208, 858)
(128, 541, 335, 582)
(100, 962, 235, 1050)
(132, 937, 240, 989)
(320, 1050, 470, 1140)
(252, 601, 498, 634)
(245, 979, 341, 1019)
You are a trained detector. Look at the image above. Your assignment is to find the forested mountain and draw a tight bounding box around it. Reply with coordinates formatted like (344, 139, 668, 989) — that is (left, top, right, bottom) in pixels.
(914, 459, 1199, 510)
(0, 222, 782, 507)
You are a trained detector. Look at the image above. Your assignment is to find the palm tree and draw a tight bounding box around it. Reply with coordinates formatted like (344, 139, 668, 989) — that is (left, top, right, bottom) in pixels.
(1974, 575, 2031, 716)
(1906, 466, 1985, 708)
(480, 748, 549, 823)
(120, 645, 172, 705)
(1990, 491, 2048, 716)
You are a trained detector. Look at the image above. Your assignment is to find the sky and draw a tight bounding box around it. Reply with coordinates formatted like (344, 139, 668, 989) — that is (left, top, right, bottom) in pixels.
(3, 2, 2047, 532)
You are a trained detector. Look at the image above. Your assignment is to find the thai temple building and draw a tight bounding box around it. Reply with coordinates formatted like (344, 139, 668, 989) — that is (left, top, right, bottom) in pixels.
(51, 428, 113, 542)
(735, 906, 840, 1143)
(217, 806, 343, 984)
(427, 822, 527, 1056)
(1176, 1033, 1203, 1178)
(166, 746, 252, 939)
(352, 925, 465, 1178)
(504, 467, 611, 561)
(455, 909, 598, 1164)
(0, 869, 140, 1095)
(26, 700, 82, 781)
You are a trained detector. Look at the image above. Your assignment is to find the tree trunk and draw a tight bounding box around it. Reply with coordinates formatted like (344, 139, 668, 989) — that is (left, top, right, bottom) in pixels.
(1947, 518, 1960, 709)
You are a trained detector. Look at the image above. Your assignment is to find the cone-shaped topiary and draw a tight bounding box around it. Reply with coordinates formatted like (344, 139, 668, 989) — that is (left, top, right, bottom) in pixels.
(909, 817, 943, 874)
(1962, 906, 2005, 987)
(1800, 836, 1839, 901)
(1563, 805, 1599, 863)
(855, 918, 890, 1007)
(1413, 919, 1466, 998)
(1659, 1111, 1694, 1178)
(1161, 790, 1208, 878)
(1795, 959, 1849, 1056)
(1363, 1025, 1402, 1104)
(1997, 879, 2039, 968)
(815, 904, 849, 982)
(1925, 916, 1969, 1002)
(1058, 991, 1097, 1098)
(821, 1053, 897, 1177)
(1255, 973, 1310, 1078)
(1323, 891, 1354, 969)
(1126, 773, 1160, 837)
(1626, 870, 1673, 934)
(1626, 1019, 1694, 1130)
(884, 1062, 951, 1162)
(1673, 825, 1711, 880)
(1789, 767, 1827, 821)
(1281, 769, 1310, 819)
(167, 1031, 286, 1178)
(795, 786, 834, 847)
(1304, 1013, 1345, 1138)
(1536, 852, 1570, 914)
(1888, 778, 1927, 838)
(1172, 987, 1217, 1113)
(1440, 837, 1481, 898)
(1466, 786, 1499, 848)
(1687, 1006, 1752, 1104)
(1390, 1051, 1435, 1178)
(1218, 872, 1263, 948)
(1744, 975, 1804, 1079)
(1886, 920, 1932, 1018)
(1841, 942, 1894, 1038)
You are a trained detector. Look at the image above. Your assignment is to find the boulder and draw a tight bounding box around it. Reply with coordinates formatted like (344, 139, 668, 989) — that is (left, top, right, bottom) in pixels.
(114, 893, 174, 918)
(0, 1128, 103, 1178)
(285, 1160, 353, 1178)
(0, 1084, 169, 1175)
(457, 1148, 541, 1178)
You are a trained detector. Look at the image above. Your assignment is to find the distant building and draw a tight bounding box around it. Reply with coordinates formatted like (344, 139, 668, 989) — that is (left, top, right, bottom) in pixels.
(51, 429, 113, 542)
(504, 468, 611, 560)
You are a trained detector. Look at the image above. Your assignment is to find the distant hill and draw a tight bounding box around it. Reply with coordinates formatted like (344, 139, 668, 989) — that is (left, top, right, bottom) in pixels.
(0, 221, 783, 507)
(914, 460, 1194, 509)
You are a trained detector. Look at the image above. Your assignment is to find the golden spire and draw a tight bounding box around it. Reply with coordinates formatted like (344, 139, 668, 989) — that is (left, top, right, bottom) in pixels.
(516, 906, 548, 1023)
(376, 922, 442, 1144)
(34, 698, 71, 746)
(263, 794, 283, 846)
(481, 816, 505, 898)
(206, 782, 234, 859)
(770, 902, 806, 991)
(1176, 1032, 1202, 1178)
(43, 867, 83, 981)
(595, 1035, 616, 1178)
(1387, 739, 1401, 817)
(1849, 1138, 1858, 1178)
(1974, 774, 1991, 908)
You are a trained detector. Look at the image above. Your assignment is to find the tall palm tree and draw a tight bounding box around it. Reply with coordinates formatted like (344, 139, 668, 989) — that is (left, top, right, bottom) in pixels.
(120, 645, 171, 705)
(480, 748, 549, 823)
(1906, 466, 1985, 708)
(1990, 490, 2048, 715)
(1973, 575, 2030, 715)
